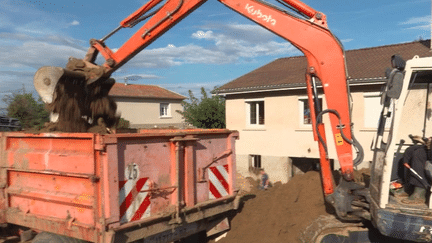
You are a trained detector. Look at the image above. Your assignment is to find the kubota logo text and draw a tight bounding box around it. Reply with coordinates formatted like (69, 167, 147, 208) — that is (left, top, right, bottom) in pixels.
(245, 4, 276, 26)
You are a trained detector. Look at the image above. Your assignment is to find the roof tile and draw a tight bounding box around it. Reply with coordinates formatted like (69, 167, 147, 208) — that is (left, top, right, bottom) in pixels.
(217, 40, 432, 93)
(109, 83, 186, 100)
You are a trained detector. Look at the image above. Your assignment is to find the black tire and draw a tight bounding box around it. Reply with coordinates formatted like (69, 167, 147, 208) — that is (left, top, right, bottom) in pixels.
(176, 231, 208, 243)
(299, 215, 366, 243)
(32, 232, 88, 243)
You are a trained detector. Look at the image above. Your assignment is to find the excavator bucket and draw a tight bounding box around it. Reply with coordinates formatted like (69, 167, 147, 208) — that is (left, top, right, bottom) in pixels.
(34, 66, 87, 104)
(34, 66, 64, 104)
(33, 65, 118, 132)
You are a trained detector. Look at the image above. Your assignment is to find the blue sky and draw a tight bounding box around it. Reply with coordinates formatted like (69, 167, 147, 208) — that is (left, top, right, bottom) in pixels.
(0, 0, 430, 109)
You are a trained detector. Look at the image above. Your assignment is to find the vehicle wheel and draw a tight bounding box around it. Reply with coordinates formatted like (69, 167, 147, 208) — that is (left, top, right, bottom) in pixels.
(176, 231, 208, 243)
(299, 215, 366, 243)
(32, 232, 88, 243)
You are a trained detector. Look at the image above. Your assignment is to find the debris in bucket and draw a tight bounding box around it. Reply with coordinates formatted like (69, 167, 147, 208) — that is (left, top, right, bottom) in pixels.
(41, 76, 119, 133)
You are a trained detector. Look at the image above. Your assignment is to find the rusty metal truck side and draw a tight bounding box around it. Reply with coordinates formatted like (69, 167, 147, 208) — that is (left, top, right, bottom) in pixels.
(0, 129, 239, 242)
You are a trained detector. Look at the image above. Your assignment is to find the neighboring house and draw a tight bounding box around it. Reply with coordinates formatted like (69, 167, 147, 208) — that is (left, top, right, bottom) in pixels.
(109, 83, 186, 129)
(215, 40, 432, 184)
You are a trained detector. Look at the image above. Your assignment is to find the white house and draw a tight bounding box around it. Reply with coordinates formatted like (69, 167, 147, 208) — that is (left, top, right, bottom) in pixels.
(109, 83, 186, 129)
(216, 40, 432, 184)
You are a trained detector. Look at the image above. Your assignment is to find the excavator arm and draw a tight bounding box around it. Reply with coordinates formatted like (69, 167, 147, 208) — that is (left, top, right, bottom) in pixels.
(34, 0, 366, 219)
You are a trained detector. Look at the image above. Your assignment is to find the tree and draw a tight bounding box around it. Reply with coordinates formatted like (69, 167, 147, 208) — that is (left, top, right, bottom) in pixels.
(3, 92, 50, 129)
(116, 117, 130, 129)
(177, 87, 225, 129)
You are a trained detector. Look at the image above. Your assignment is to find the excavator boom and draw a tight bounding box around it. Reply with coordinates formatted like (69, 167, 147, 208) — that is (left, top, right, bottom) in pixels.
(33, 0, 364, 219)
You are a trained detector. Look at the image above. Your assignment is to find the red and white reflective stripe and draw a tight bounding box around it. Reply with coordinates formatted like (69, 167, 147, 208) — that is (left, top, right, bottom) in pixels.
(118, 178, 151, 223)
(209, 165, 229, 199)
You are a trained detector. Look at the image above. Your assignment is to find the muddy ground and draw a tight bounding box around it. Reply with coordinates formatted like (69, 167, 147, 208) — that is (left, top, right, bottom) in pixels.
(213, 171, 330, 243)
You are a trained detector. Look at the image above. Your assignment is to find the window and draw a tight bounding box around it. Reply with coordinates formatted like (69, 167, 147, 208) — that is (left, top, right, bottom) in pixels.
(299, 97, 322, 125)
(247, 100, 264, 125)
(160, 103, 170, 117)
(250, 155, 262, 168)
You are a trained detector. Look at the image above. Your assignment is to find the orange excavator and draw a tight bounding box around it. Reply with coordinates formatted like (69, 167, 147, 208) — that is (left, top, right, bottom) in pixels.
(33, 0, 432, 242)
(35, 0, 358, 198)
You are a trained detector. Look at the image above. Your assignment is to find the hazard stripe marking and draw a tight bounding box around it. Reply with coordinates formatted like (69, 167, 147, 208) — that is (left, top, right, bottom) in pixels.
(119, 177, 151, 223)
(208, 165, 229, 199)
(119, 179, 137, 205)
(119, 178, 147, 217)
(131, 196, 151, 221)
(118, 180, 127, 190)
(209, 169, 228, 197)
(209, 180, 222, 199)
(209, 166, 229, 192)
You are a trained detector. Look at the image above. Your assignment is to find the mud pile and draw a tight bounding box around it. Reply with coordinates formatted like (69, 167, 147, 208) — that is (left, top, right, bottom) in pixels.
(218, 171, 329, 243)
(41, 77, 118, 133)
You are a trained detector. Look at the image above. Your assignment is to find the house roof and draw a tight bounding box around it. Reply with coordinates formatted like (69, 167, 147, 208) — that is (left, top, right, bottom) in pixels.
(109, 83, 186, 100)
(216, 40, 432, 94)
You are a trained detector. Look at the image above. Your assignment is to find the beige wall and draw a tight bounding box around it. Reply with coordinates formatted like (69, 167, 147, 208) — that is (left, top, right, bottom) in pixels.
(113, 97, 184, 128)
(225, 87, 384, 184)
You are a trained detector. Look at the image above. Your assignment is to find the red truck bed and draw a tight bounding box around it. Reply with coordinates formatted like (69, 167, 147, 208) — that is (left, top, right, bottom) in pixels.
(0, 129, 239, 242)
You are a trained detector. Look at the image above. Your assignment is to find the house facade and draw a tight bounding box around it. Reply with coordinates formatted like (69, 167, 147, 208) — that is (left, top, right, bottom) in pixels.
(216, 40, 432, 184)
(109, 83, 186, 129)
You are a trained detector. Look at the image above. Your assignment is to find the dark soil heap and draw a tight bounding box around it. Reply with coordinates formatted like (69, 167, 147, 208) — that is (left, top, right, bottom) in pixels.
(218, 171, 328, 243)
(42, 77, 118, 133)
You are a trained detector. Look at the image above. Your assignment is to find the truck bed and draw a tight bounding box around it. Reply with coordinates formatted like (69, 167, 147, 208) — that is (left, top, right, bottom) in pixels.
(0, 129, 239, 242)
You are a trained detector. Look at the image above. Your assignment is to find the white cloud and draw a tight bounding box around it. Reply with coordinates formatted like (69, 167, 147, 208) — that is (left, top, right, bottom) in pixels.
(0, 0, 81, 35)
(0, 32, 85, 50)
(405, 24, 430, 31)
(192, 30, 217, 41)
(399, 15, 430, 30)
(0, 0, 87, 104)
(208, 13, 230, 18)
(0, 5, 300, 105)
(125, 23, 300, 69)
(0, 41, 86, 70)
(341, 38, 354, 43)
(192, 30, 212, 39)
(0, 37, 86, 107)
(399, 16, 430, 25)
(125, 44, 231, 68)
(222, 24, 274, 43)
(112, 74, 163, 82)
(70, 20, 80, 26)
(195, 24, 275, 44)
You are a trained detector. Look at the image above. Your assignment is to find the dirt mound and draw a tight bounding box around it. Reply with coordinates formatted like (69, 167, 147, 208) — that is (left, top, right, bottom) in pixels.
(235, 173, 256, 195)
(217, 171, 328, 243)
(42, 76, 118, 133)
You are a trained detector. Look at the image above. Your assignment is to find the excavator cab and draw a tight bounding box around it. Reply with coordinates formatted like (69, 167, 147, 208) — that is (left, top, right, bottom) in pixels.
(370, 55, 432, 242)
(305, 56, 432, 243)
